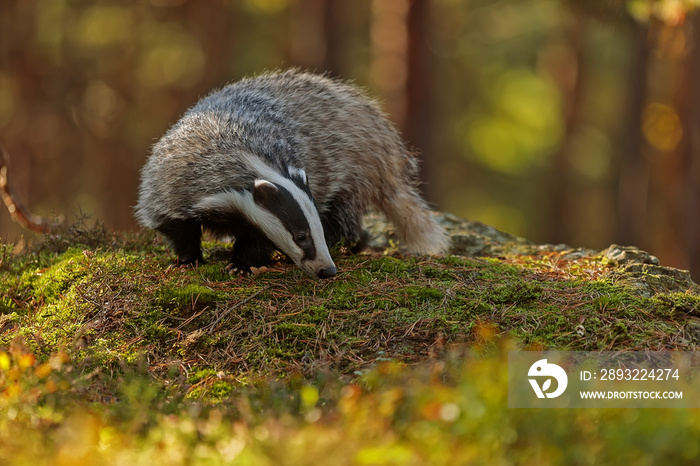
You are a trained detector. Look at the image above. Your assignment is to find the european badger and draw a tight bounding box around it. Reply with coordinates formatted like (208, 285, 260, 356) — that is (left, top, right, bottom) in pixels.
(135, 70, 449, 279)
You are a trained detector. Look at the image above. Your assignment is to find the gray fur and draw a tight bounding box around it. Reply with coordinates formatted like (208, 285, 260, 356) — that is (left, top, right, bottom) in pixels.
(136, 70, 449, 276)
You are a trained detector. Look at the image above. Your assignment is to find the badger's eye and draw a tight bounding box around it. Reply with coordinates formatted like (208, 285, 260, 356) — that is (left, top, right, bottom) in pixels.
(296, 232, 307, 242)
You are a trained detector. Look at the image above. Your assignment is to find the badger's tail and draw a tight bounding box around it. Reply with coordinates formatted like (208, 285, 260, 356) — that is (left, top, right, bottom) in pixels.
(379, 183, 451, 255)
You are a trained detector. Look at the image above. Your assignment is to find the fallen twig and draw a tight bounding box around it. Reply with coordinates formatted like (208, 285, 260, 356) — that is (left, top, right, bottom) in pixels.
(0, 143, 63, 233)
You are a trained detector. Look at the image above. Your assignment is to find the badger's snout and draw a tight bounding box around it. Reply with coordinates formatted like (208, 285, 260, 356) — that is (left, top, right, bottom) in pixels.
(317, 265, 337, 279)
(300, 259, 337, 279)
(298, 253, 337, 279)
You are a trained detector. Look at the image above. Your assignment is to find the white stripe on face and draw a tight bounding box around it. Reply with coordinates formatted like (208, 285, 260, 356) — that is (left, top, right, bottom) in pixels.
(242, 157, 334, 270)
(287, 166, 308, 186)
(196, 187, 301, 257)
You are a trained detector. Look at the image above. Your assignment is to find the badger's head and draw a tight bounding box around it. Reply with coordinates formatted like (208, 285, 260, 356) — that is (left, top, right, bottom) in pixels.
(249, 171, 336, 279)
(197, 165, 336, 279)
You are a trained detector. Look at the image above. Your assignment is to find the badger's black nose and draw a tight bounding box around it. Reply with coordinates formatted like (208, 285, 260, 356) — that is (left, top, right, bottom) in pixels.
(317, 266, 337, 279)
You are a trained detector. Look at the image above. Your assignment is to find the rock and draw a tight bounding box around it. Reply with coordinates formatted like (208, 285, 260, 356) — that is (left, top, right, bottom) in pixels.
(362, 211, 532, 256)
(685, 319, 700, 341)
(601, 244, 660, 266)
(600, 245, 697, 296)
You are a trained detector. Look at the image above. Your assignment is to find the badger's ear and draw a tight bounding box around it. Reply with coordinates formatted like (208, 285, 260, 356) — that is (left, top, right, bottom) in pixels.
(288, 167, 308, 185)
(253, 179, 279, 207)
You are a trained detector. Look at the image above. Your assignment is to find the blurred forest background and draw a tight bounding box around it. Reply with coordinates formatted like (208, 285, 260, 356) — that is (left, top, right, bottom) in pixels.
(1, 0, 700, 277)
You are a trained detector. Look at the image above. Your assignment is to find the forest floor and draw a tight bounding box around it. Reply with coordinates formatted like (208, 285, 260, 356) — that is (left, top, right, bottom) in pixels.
(2, 217, 700, 465)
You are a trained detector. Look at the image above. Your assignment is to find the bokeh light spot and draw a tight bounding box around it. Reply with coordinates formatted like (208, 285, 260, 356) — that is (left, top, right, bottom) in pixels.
(643, 102, 683, 151)
(463, 69, 563, 175)
(138, 25, 206, 89)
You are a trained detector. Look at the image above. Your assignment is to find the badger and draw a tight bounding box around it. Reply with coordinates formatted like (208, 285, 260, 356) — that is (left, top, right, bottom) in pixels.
(135, 70, 450, 279)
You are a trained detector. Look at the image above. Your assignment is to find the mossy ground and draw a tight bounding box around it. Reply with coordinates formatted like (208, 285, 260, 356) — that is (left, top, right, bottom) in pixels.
(1, 224, 700, 464)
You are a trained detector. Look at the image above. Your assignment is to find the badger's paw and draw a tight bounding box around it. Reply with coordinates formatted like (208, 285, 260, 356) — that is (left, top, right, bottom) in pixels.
(225, 263, 270, 276)
(225, 263, 251, 276)
(228, 237, 276, 277)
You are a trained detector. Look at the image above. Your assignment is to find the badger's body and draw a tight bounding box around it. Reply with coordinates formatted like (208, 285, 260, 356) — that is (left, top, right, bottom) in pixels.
(135, 70, 449, 279)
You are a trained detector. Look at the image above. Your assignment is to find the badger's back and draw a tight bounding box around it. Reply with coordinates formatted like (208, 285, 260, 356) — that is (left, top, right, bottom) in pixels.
(227, 72, 413, 207)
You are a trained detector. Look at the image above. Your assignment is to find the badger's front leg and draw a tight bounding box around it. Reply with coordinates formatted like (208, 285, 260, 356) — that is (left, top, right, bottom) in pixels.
(227, 234, 277, 275)
(157, 218, 204, 265)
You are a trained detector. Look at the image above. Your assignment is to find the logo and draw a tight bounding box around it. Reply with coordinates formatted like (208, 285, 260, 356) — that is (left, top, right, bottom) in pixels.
(528, 359, 568, 398)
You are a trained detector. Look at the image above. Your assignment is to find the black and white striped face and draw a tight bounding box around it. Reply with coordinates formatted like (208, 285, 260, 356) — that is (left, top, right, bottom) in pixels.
(250, 175, 337, 278)
(198, 163, 336, 279)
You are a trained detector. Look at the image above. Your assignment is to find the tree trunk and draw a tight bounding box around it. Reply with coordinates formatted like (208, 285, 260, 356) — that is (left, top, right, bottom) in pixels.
(405, 0, 436, 201)
(616, 20, 650, 249)
(683, 13, 700, 279)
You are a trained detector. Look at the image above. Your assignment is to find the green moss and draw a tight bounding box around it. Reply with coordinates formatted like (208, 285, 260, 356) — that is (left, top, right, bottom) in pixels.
(489, 281, 542, 304)
(324, 282, 360, 310)
(435, 255, 477, 267)
(367, 256, 413, 275)
(405, 285, 443, 301)
(186, 368, 234, 402)
(194, 263, 235, 282)
(300, 305, 329, 323)
(155, 284, 222, 310)
(1, 229, 697, 408)
(0, 297, 18, 314)
(25, 248, 88, 301)
(653, 292, 700, 315)
(272, 322, 316, 344)
(420, 266, 454, 281)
